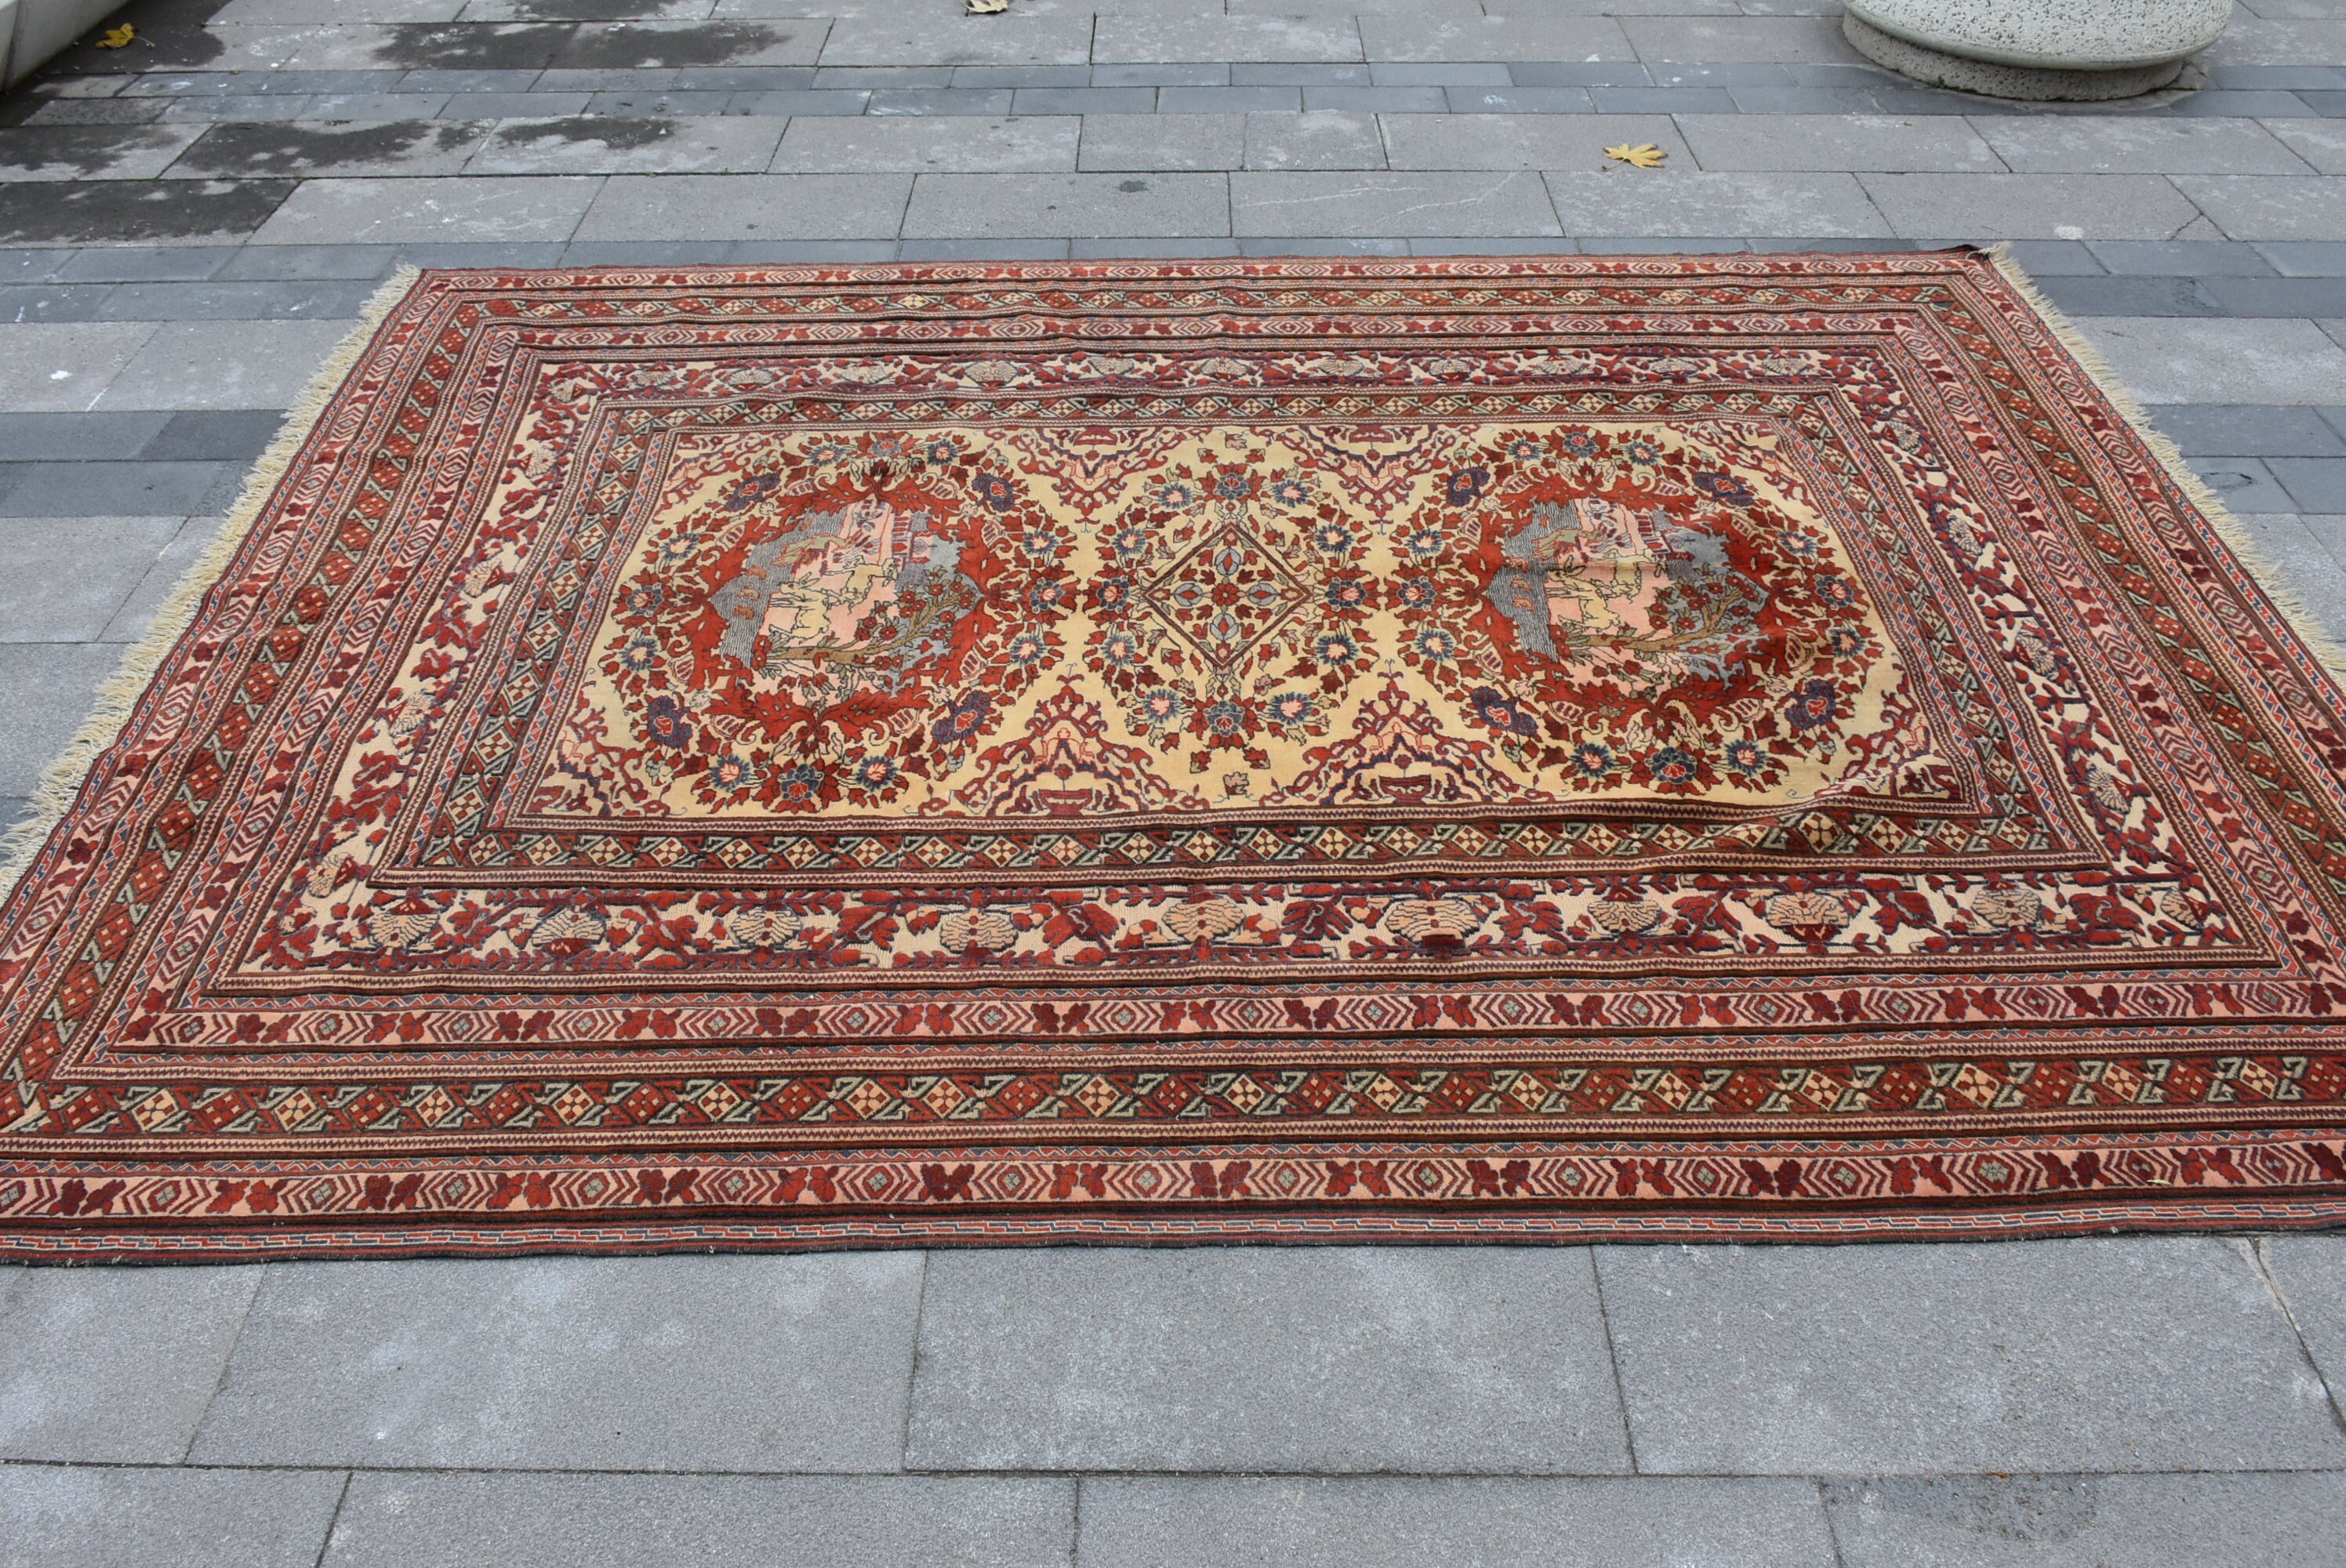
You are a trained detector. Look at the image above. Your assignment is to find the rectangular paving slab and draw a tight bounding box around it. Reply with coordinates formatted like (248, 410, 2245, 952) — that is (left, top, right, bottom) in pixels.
(1823, 1472, 2346, 1568)
(904, 1247, 1632, 1474)
(187, 1253, 924, 1471)
(1596, 1238, 2346, 1475)
(0, 1464, 344, 1568)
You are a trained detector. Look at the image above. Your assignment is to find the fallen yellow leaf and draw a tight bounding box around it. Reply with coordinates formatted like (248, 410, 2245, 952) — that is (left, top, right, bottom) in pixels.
(1604, 143, 1668, 169)
(95, 23, 139, 47)
(966, 0, 1008, 13)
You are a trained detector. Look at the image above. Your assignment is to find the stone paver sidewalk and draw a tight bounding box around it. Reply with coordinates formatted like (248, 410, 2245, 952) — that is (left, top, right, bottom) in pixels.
(5, 0, 2346, 1563)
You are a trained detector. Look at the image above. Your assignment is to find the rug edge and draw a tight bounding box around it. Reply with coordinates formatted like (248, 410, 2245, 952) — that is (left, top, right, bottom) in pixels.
(0, 267, 426, 905)
(1982, 242, 2346, 687)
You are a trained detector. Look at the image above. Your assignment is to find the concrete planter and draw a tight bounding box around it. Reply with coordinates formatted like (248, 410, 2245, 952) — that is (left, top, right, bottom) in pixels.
(1843, 0, 2232, 100)
(2, 0, 129, 89)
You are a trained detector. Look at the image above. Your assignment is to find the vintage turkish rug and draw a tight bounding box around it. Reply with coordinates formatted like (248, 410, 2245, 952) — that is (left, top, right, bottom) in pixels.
(4, 252, 2345, 1259)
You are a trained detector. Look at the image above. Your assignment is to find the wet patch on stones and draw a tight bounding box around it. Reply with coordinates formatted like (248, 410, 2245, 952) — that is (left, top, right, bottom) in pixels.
(33, 0, 236, 74)
(369, 23, 579, 72)
(0, 179, 293, 245)
(0, 126, 190, 178)
(487, 117, 679, 153)
(169, 121, 485, 177)
(550, 23, 795, 70)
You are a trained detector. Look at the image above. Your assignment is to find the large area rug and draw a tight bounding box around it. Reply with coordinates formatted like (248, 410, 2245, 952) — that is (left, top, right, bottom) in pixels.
(4, 253, 2345, 1258)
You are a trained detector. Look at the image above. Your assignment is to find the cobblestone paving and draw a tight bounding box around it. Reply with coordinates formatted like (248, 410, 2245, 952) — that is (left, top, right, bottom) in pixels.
(5, 1, 2346, 1563)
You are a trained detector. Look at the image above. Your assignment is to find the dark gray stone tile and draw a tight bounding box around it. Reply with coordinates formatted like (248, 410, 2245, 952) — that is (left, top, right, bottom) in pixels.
(1008, 88, 1157, 115)
(190, 1254, 924, 1470)
(0, 412, 169, 462)
(576, 172, 910, 240)
(168, 118, 495, 178)
(1409, 236, 1582, 254)
(2087, 238, 2276, 274)
(673, 65, 819, 92)
(1302, 85, 1446, 113)
(1998, 238, 2105, 274)
(1598, 1239, 2346, 1475)
(1238, 237, 1411, 255)
(0, 1265, 260, 1461)
(0, 514, 188, 641)
(52, 245, 235, 281)
(557, 241, 738, 263)
(158, 96, 318, 122)
(97, 279, 383, 320)
(0, 461, 234, 517)
(899, 238, 1071, 260)
(1590, 85, 1740, 112)
(1445, 88, 1597, 113)
(141, 408, 288, 461)
(905, 1248, 1631, 1474)
(0, 285, 113, 322)
(2035, 275, 2221, 316)
(214, 244, 402, 279)
(321, 1474, 1076, 1568)
(1230, 64, 1372, 87)
(724, 89, 870, 116)
(443, 89, 591, 116)
(2272, 456, 2346, 510)
(396, 67, 544, 92)
(1650, 62, 1798, 86)
(2201, 275, 2346, 316)
(1507, 62, 1653, 88)
(23, 98, 174, 125)
(1370, 64, 1511, 86)
(579, 88, 737, 115)
(0, 1464, 344, 1568)
(2149, 404, 2346, 457)
(1158, 86, 1303, 114)
(1077, 1477, 1837, 1568)
(2072, 314, 2346, 403)
(812, 67, 955, 89)
(2258, 241, 2346, 276)
(1072, 237, 1244, 258)
(1727, 85, 1889, 112)
(94, 318, 359, 410)
(0, 125, 205, 182)
(1825, 1473, 2346, 1568)
(1091, 64, 1229, 89)
(951, 66, 1091, 89)
(0, 251, 73, 284)
(724, 239, 899, 262)
(868, 89, 1015, 116)
(0, 644, 127, 796)
(2159, 89, 2319, 118)
(903, 172, 1226, 238)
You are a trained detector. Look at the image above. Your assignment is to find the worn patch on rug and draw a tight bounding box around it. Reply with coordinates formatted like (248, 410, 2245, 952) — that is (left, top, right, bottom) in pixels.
(3, 253, 2344, 1257)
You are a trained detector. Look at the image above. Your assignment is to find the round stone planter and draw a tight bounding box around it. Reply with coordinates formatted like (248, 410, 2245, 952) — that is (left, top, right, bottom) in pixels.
(1843, 0, 2232, 101)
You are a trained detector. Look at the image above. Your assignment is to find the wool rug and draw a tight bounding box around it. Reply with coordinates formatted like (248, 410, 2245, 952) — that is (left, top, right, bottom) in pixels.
(3, 252, 2344, 1259)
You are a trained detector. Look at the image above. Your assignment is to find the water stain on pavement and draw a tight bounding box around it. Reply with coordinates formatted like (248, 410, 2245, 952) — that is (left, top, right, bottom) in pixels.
(170, 120, 485, 177)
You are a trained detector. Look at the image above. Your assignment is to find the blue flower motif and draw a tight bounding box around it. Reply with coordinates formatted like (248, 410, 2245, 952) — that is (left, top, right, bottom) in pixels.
(1007, 630, 1048, 666)
(1266, 691, 1315, 727)
(1019, 526, 1059, 557)
(656, 532, 700, 564)
(1099, 631, 1142, 670)
(1204, 699, 1246, 736)
(1624, 440, 1661, 466)
(1314, 521, 1355, 553)
(708, 751, 758, 792)
(1571, 741, 1614, 778)
(1314, 630, 1361, 667)
(1215, 471, 1255, 499)
(616, 634, 660, 674)
(1644, 746, 1700, 786)
(1153, 480, 1197, 510)
(970, 471, 1016, 513)
(1723, 738, 1766, 779)
(623, 583, 664, 616)
(1403, 528, 1444, 561)
(1026, 579, 1066, 615)
(1444, 466, 1488, 506)
(925, 438, 960, 465)
(723, 474, 780, 511)
(1136, 687, 1185, 729)
(775, 764, 826, 805)
(1110, 525, 1151, 561)
(1692, 471, 1756, 508)
(1814, 574, 1858, 608)
(1324, 578, 1368, 612)
(931, 690, 993, 745)
(1561, 430, 1599, 457)
(1394, 576, 1437, 612)
(1509, 438, 1542, 462)
(1471, 686, 1538, 739)
(1826, 626, 1867, 659)
(1269, 477, 1309, 506)
(642, 694, 693, 750)
(1414, 627, 1456, 661)
(852, 754, 899, 791)
(1786, 678, 1838, 731)
(1778, 528, 1819, 560)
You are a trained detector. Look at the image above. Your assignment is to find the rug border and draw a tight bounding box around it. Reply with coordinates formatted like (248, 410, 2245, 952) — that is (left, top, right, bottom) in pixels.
(0, 266, 423, 904)
(1983, 241, 2346, 684)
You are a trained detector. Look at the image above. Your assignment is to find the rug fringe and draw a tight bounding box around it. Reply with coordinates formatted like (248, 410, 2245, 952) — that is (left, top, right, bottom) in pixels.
(0, 267, 425, 903)
(1983, 242, 2346, 688)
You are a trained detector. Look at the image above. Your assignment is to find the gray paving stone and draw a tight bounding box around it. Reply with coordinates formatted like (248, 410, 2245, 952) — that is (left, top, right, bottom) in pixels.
(2036, 274, 2220, 317)
(898, 238, 1071, 260)
(2074, 315, 2346, 404)
(0, 516, 189, 641)
(1977, 118, 2316, 176)
(2272, 456, 2346, 510)
(1588, 85, 1739, 112)
(1235, 169, 1557, 234)
(1547, 169, 1888, 238)
(0, 1463, 345, 1568)
(467, 114, 783, 172)
(1996, 238, 2106, 274)
(1619, 13, 1850, 62)
(214, 243, 403, 280)
(1726, 85, 1888, 113)
(2267, 117, 2346, 176)
(166, 118, 496, 177)
(104, 513, 238, 641)
(1443, 87, 1596, 113)
(250, 173, 601, 242)
(1077, 115, 1245, 172)
(0, 644, 124, 796)
(0, 1265, 259, 1463)
(2151, 403, 2346, 456)
(820, 14, 1092, 68)
(190, 1254, 923, 1470)
(724, 89, 870, 115)
(953, 66, 1091, 89)
(2199, 274, 2346, 315)
(1094, 16, 1364, 64)
(1381, 114, 1685, 172)
(0, 412, 168, 462)
(905, 1247, 1630, 1473)
(1825, 1473, 2346, 1568)
(772, 116, 1076, 172)
(320, 1473, 1076, 1568)
(574, 172, 911, 238)
(2265, 1234, 2346, 1398)
(2174, 176, 2346, 241)
(1232, 64, 1371, 85)
(1596, 1239, 2346, 1474)
(1244, 111, 1385, 170)
(0, 323, 158, 412)
(1302, 86, 1447, 113)
(1369, 63, 1511, 86)
(903, 172, 1229, 238)
(0, 459, 235, 516)
(1678, 113, 1999, 172)
(1505, 61, 1651, 88)
(1092, 64, 1229, 88)
(1860, 173, 2206, 241)
(1356, 14, 1636, 64)
(98, 278, 382, 320)
(1077, 1476, 1836, 1568)
(92, 319, 355, 410)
